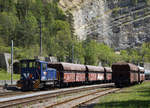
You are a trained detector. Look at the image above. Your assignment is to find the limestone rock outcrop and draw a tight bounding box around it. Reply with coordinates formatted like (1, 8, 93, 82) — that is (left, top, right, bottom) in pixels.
(59, 0, 150, 50)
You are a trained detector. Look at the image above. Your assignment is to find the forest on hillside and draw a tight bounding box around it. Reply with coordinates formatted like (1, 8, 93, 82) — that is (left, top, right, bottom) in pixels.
(0, 0, 150, 66)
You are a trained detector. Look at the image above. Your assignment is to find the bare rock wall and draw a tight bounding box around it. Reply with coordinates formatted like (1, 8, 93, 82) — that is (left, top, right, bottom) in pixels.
(59, 0, 150, 50)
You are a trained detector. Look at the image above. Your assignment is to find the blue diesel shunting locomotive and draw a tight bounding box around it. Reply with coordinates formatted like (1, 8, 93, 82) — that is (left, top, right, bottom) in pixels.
(17, 59, 57, 90)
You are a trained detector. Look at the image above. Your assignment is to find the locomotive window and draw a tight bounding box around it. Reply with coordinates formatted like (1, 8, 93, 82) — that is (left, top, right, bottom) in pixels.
(29, 62, 36, 68)
(21, 62, 27, 68)
(29, 62, 33, 68)
(42, 63, 47, 71)
(36, 62, 40, 69)
(32, 62, 36, 67)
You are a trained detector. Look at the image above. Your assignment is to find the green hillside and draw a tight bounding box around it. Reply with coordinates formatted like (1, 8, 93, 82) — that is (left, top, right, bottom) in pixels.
(0, 0, 150, 66)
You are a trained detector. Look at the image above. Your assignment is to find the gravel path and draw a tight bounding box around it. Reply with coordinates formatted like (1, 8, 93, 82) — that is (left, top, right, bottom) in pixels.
(0, 80, 17, 85)
(25, 88, 108, 108)
(77, 96, 102, 108)
(25, 88, 118, 108)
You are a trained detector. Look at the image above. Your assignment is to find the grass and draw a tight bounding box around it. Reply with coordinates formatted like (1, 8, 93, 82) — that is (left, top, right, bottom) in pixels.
(94, 81, 150, 108)
(0, 69, 20, 80)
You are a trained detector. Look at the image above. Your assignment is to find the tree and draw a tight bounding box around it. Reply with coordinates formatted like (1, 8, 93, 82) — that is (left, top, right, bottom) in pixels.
(120, 50, 130, 62)
(140, 42, 150, 62)
(74, 41, 85, 64)
(0, 12, 19, 45)
(83, 39, 99, 65)
(0, 0, 16, 12)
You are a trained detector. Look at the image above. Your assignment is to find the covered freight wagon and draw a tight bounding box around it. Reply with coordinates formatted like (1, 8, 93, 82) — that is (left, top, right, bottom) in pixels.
(112, 63, 139, 86)
(86, 65, 105, 83)
(48, 62, 86, 87)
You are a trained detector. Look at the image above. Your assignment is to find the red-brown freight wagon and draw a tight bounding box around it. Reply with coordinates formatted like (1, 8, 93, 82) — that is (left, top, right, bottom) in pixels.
(104, 67, 112, 83)
(48, 62, 86, 87)
(86, 65, 105, 83)
(112, 63, 139, 87)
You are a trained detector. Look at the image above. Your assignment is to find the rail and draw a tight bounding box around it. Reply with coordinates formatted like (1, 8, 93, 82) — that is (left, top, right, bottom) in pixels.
(0, 83, 114, 108)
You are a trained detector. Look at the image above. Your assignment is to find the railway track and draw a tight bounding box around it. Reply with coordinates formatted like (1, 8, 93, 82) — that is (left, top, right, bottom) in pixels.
(0, 83, 114, 108)
(0, 85, 28, 98)
(0, 91, 34, 98)
(45, 88, 120, 108)
(73, 88, 120, 108)
(0, 85, 4, 90)
(0, 84, 16, 89)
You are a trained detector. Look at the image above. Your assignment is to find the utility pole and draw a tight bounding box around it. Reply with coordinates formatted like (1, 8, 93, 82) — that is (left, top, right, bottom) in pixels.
(40, 19, 42, 56)
(72, 44, 74, 63)
(11, 40, 13, 85)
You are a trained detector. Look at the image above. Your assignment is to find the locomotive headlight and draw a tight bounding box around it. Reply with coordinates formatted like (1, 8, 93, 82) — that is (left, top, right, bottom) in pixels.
(44, 72, 47, 76)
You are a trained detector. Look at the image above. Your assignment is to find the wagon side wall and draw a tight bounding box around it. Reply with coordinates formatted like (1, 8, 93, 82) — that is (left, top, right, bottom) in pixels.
(88, 72, 97, 81)
(75, 72, 86, 82)
(97, 73, 105, 81)
(59, 70, 86, 83)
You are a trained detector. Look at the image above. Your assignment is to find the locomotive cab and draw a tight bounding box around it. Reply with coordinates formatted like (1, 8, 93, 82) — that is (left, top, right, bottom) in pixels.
(17, 59, 57, 91)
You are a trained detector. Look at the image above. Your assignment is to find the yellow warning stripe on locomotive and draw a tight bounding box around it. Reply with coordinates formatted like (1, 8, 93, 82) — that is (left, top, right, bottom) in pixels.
(17, 83, 23, 88)
(17, 80, 23, 88)
(33, 80, 40, 89)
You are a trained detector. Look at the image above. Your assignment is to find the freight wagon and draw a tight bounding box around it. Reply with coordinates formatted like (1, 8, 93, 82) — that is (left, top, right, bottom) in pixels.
(112, 63, 145, 87)
(86, 65, 105, 83)
(48, 62, 86, 87)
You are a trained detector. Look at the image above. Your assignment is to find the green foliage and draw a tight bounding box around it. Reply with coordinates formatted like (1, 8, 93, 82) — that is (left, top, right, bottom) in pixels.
(74, 41, 85, 64)
(119, 42, 150, 65)
(83, 40, 99, 65)
(0, 69, 20, 80)
(0, 0, 16, 13)
(132, 0, 138, 5)
(140, 42, 150, 62)
(81, 40, 150, 66)
(0, 0, 71, 60)
(97, 43, 116, 66)
(0, 46, 11, 53)
(14, 45, 40, 59)
(120, 50, 129, 62)
(0, 12, 19, 45)
(95, 82, 150, 108)
(82, 39, 119, 66)
(145, 0, 150, 5)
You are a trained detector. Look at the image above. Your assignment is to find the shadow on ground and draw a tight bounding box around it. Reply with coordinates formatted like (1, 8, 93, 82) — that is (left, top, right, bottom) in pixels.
(78, 100, 150, 108)
(78, 86, 150, 108)
(5, 86, 20, 91)
(137, 87, 150, 97)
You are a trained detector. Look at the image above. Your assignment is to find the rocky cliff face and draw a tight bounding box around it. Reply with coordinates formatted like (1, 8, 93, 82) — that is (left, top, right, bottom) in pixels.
(59, 0, 150, 50)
